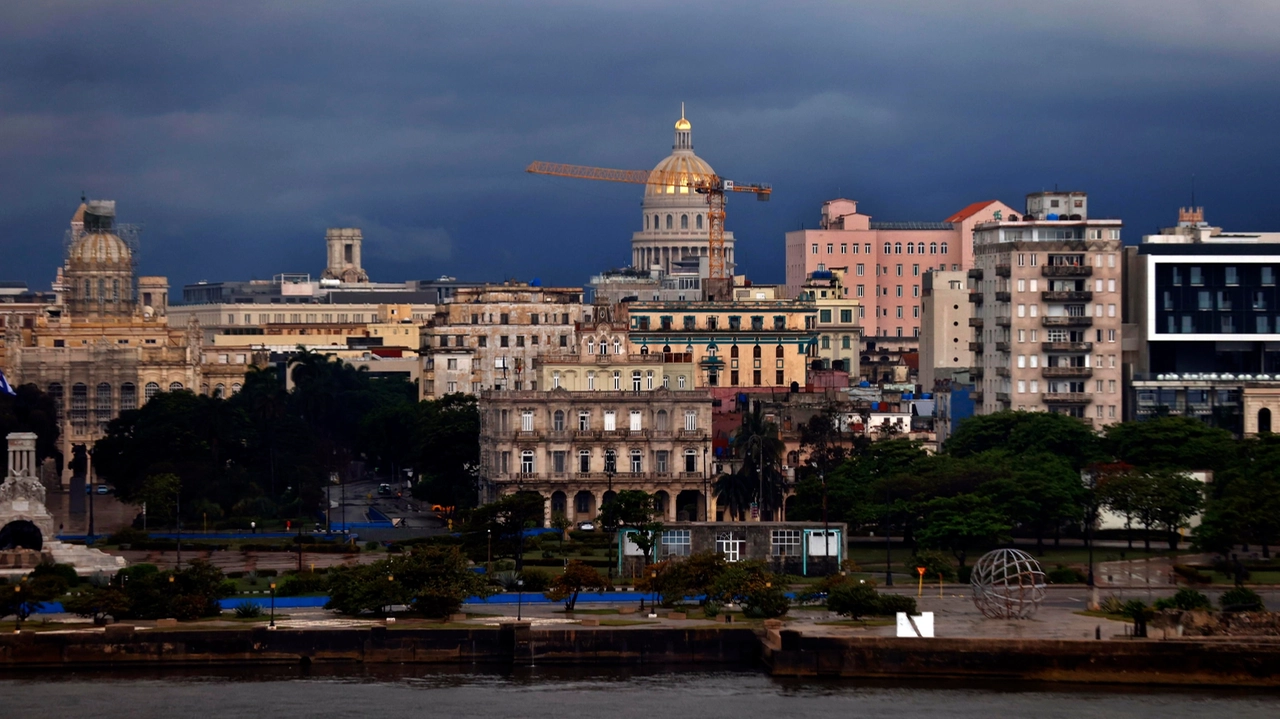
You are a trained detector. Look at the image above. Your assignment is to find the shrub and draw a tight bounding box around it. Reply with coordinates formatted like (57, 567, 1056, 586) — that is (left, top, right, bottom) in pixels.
(1172, 564, 1212, 585)
(1154, 588, 1211, 612)
(278, 572, 327, 597)
(702, 600, 722, 618)
(107, 527, 149, 546)
(1045, 565, 1087, 584)
(827, 584, 881, 619)
(519, 568, 553, 593)
(797, 573, 852, 605)
(1220, 586, 1264, 611)
(875, 593, 918, 615)
(910, 550, 955, 581)
(32, 562, 81, 587)
(233, 601, 263, 618)
(365, 541, 381, 551)
(743, 584, 790, 619)
(1099, 595, 1125, 614)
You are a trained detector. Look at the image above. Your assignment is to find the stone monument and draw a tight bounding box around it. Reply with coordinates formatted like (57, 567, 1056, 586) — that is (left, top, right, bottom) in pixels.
(0, 432, 125, 576)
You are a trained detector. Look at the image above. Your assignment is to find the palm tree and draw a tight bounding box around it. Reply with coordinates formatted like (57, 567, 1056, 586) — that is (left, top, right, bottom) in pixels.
(718, 403, 787, 520)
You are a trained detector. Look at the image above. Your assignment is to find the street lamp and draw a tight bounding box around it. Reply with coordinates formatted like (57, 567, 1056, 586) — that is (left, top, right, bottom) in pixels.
(648, 570, 657, 618)
(12, 585, 21, 633)
(516, 578, 525, 621)
(269, 582, 277, 628)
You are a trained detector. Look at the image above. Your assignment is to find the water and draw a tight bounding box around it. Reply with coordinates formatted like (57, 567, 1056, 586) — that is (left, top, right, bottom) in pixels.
(1, 668, 1276, 718)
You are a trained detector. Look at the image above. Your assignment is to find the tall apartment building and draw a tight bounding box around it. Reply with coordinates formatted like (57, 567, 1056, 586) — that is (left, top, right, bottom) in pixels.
(1123, 207, 1280, 436)
(421, 284, 584, 397)
(970, 191, 1124, 425)
(918, 270, 974, 391)
(783, 197, 1013, 337)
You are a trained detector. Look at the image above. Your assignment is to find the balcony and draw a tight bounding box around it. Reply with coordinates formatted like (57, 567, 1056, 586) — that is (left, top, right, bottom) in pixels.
(995, 341, 1011, 352)
(995, 367, 1010, 377)
(969, 341, 984, 352)
(968, 268, 984, 281)
(1044, 392, 1090, 404)
(995, 316, 1011, 327)
(1042, 290, 1093, 302)
(1043, 367, 1093, 379)
(970, 366, 984, 377)
(996, 392, 1011, 403)
(1042, 316, 1092, 328)
(1042, 265, 1093, 278)
(995, 264, 1011, 277)
(971, 389, 984, 402)
(995, 291, 1011, 302)
(968, 291, 984, 305)
(1041, 341, 1093, 352)
(968, 317, 984, 328)
(574, 429, 599, 440)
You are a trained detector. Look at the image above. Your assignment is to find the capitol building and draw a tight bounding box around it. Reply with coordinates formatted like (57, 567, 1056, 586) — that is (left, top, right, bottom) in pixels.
(630, 110, 736, 275)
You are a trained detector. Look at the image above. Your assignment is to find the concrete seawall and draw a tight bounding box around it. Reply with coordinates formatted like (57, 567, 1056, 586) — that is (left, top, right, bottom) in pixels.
(0, 625, 760, 670)
(765, 631, 1280, 687)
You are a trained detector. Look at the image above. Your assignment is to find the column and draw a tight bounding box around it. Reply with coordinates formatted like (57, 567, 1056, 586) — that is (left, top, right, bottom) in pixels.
(543, 495, 551, 528)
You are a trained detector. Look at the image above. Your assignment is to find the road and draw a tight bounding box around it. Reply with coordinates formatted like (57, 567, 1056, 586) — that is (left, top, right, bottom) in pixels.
(324, 477, 449, 536)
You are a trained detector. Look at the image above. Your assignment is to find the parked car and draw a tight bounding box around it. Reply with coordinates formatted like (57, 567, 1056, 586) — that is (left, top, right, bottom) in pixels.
(577, 521, 596, 531)
(377, 483, 392, 496)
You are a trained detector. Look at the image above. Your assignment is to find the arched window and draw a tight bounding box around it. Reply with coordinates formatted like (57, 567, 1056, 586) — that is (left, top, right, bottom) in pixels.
(70, 383, 88, 430)
(111, 279, 119, 301)
(940, 241, 948, 254)
(168, 382, 184, 392)
(230, 383, 241, 395)
(97, 279, 105, 301)
(1261, 408, 1273, 434)
(144, 382, 159, 400)
(587, 339, 595, 354)
(613, 338, 621, 355)
(520, 450, 535, 474)
(907, 243, 914, 254)
(681, 214, 689, 229)
(213, 383, 225, 398)
(612, 370, 621, 390)
(776, 345, 785, 358)
(632, 371, 642, 392)
(730, 345, 739, 358)
(894, 242, 902, 254)
(553, 410, 565, 431)
(656, 409, 669, 431)
(47, 383, 63, 423)
(930, 242, 937, 254)
(84, 279, 92, 298)
(120, 383, 137, 412)
(696, 214, 703, 230)
(645, 215, 649, 230)
(917, 243, 925, 254)
(645, 370, 654, 390)
(666, 214, 673, 229)
(753, 345, 762, 358)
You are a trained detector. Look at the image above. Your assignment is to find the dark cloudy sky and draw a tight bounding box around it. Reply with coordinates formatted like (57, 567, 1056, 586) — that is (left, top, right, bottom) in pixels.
(3, 1, 1279, 292)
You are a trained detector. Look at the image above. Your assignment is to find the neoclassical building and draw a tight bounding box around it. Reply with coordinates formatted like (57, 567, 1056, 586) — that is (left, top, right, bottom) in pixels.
(630, 110, 737, 275)
(478, 380, 715, 527)
(2, 201, 201, 485)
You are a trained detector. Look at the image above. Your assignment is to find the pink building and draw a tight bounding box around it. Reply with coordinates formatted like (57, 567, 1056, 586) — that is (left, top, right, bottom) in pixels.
(785, 198, 1013, 341)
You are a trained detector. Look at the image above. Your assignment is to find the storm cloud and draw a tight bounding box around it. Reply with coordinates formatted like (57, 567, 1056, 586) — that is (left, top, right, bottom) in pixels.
(2, 1, 1279, 289)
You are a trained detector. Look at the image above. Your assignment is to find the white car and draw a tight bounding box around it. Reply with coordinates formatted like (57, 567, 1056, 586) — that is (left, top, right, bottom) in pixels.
(577, 521, 596, 531)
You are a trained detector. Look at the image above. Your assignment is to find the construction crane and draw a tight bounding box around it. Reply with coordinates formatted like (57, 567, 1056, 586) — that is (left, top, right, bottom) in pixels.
(526, 161, 771, 279)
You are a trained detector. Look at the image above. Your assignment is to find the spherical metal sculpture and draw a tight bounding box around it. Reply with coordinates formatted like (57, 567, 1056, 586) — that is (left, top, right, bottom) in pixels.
(970, 548, 1046, 619)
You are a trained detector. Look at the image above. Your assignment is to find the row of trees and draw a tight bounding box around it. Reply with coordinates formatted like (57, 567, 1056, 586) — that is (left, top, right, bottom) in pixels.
(84, 351, 480, 526)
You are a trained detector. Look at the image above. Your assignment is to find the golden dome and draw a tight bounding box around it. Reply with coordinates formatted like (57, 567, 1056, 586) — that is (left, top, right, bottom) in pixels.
(646, 152, 715, 197)
(675, 117, 691, 131)
(69, 231, 131, 266)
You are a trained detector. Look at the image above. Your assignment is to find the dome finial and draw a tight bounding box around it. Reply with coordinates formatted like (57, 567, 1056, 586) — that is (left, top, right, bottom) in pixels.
(674, 102, 691, 131)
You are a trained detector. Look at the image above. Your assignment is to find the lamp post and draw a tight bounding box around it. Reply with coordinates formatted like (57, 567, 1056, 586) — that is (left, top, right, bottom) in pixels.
(269, 582, 276, 628)
(516, 578, 525, 621)
(605, 466, 615, 583)
(386, 574, 395, 616)
(12, 585, 21, 633)
(702, 440, 709, 522)
(648, 570, 657, 618)
(487, 528, 492, 574)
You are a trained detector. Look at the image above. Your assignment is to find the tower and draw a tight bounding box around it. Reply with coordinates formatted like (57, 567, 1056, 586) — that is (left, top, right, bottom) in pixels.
(322, 228, 369, 283)
(62, 200, 137, 321)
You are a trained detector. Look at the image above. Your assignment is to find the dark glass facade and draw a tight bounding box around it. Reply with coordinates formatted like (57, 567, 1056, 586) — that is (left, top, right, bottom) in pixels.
(1154, 262, 1280, 335)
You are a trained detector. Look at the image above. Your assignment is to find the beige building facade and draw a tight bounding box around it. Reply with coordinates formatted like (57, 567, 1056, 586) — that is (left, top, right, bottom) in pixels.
(919, 270, 974, 391)
(797, 269, 860, 379)
(970, 192, 1124, 425)
(478, 385, 715, 527)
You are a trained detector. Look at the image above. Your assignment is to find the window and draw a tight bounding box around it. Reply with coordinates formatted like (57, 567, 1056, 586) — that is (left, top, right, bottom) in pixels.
(578, 411, 590, 431)
(840, 243, 847, 254)
(684, 410, 697, 431)
(553, 451, 566, 473)
(612, 370, 621, 390)
(586, 371, 596, 390)
(120, 383, 137, 412)
(827, 243, 833, 254)
(630, 450, 643, 473)
(630, 410, 642, 431)
(894, 242, 902, 254)
(604, 411, 616, 431)
(771, 529, 802, 557)
(144, 382, 159, 401)
(552, 371, 561, 389)
(663, 530, 691, 557)
(681, 214, 689, 229)
(553, 410, 565, 431)
(811, 243, 818, 255)
(604, 449, 617, 473)
(521, 451, 535, 474)
(521, 410, 534, 432)
(684, 449, 698, 473)
(666, 214, 673, 229)
(940, 242, 948, 254)
(578, 450, 591, 473)
(677, 375, 686, 389)
(632, 370, 642, 391)
(168, 382, 183, 392)
(656, 450, 669, 473)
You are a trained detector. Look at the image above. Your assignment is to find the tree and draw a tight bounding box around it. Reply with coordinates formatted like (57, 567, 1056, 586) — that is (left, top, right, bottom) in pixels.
(0, 573, 67, 627)
(464, 492, 544, 570)
(411, 394, 481, 510)
(1103, 417, 1234, 472)
(598, 489, 656, 571)
(947, 411, 1101, 471)
(327, 546, 491, 618)
(545, 560, 609, 611)
(915, 494, 1011, 570)
(0, 383, 60, 477)
(723, 403, 787, 520)
(63, 586, 131, 624)
(707, 559, 788, 618)
(1144, 469, 1204, 551)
